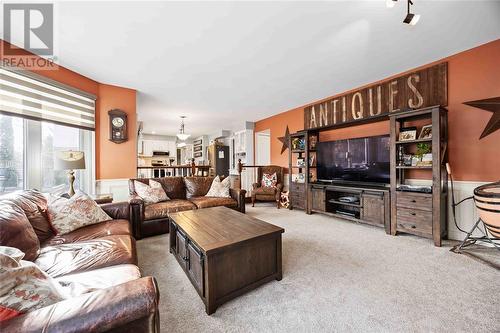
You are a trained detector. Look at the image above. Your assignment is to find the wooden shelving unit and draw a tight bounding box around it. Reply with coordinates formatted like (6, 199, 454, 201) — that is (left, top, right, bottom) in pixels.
(389, 106, 448, 247)
(288, 131, 307, 210)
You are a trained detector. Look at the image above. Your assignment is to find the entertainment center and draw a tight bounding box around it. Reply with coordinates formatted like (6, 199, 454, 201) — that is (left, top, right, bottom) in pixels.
(288, 106, 448, 245)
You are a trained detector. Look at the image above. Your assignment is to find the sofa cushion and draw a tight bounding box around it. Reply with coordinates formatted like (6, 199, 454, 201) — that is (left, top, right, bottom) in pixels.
(46, 193, 112, 236)
(188, 197, 237, 209)
(42, 219, 131, 247)
(0, 246, 66, 322)
(144, 200, 196, 221)
(0, 201, 40, 261)
(184, 176, 215, 199)
(0, 190, 53, 242)
(253, 186, 277, 195)
(55, 264, 141, 297)
(35, 235, 137, 278)
(130, 177, 186, 200)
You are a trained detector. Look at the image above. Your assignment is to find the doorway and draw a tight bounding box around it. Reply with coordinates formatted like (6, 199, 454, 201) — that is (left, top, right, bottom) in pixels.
(255, 130, 271, 166)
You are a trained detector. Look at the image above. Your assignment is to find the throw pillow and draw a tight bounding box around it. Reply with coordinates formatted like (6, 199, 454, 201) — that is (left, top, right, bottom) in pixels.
(261, 172, 277, 188)
(46, 192, 112, 235)
(205, 176, 231, 198)
(0, 246, 66, 322)
(134, 180, 169, 204)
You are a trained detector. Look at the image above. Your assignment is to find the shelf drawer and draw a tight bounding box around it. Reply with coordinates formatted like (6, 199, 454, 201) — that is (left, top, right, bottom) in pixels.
(396, 192, 432, 211)
(289, 183, 305, 193)
(396, 208, 432, 236)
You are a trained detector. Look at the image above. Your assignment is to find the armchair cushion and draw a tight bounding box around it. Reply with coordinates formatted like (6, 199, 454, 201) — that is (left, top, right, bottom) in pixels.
(143, 199, 196, 221)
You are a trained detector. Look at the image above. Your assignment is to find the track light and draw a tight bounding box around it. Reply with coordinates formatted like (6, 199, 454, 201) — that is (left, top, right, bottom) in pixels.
(386, 0, 397, 8)
(403, 0, 420, 25)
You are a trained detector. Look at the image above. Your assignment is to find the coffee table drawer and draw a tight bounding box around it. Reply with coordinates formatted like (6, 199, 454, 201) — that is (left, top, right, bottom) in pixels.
(176, 229, 188, 267)
(397, 208, 432, 235)
(187, 242, 204, 296)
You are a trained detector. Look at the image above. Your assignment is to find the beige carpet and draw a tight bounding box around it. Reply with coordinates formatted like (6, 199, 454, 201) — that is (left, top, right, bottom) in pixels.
(137, 204, 500, 332)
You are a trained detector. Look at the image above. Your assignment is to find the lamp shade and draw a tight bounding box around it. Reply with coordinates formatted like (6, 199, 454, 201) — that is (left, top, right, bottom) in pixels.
(55, 151, 86, 170)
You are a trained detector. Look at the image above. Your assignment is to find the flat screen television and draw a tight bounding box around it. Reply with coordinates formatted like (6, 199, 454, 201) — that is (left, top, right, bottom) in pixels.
(316, 134, 390, 185)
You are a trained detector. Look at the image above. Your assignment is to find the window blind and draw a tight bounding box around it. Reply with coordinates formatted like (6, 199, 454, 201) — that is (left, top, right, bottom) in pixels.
(0, 67, 96, 130)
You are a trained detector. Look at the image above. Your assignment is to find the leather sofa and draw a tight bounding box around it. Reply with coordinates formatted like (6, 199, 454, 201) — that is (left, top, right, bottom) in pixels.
(0, 190, 160, 333)
(128, 176, 246, 239)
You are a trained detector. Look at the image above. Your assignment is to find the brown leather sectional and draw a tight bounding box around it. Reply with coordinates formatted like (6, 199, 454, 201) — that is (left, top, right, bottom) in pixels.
(129, 176, 246, 239)
(0, 190, 160, 333)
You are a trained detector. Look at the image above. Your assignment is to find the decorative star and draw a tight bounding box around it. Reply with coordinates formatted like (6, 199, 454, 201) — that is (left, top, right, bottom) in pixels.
(464, 96, 500, 139)
(277, 126, 290, 155)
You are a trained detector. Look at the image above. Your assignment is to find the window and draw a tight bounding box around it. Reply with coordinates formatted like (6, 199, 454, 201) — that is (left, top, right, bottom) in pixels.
(0, 115, 24, 192)
(0, 114, 94, 194)
(1, 67, 96, 194)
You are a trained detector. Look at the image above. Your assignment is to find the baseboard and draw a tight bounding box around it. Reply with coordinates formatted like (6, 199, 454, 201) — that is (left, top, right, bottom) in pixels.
(95, 178, 129, 202)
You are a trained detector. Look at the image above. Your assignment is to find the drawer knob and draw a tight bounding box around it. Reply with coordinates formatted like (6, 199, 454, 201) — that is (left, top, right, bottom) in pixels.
(411, 212, 416, 216)
(411, 200, 416, 203)
(411, 225, 416, 229)
(182, 256, 189, 261)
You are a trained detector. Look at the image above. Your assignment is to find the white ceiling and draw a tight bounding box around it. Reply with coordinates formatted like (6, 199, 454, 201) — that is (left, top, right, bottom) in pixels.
(5, 1, 500, 136)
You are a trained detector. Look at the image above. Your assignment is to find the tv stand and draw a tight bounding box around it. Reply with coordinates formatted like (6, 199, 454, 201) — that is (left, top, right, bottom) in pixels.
(307, 183, 390, 234)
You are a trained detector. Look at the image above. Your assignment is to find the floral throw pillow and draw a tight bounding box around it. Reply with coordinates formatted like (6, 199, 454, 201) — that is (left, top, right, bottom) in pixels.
(46, 192, 112, 235)
(261, 172, 277, 188)
(0, 246, 66, 322)
(205, 176, 231, 198)
(134, 180, 169, 204)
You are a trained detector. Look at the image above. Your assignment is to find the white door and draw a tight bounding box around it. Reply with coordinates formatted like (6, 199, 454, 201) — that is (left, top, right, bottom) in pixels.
(255, 130, 271, 166)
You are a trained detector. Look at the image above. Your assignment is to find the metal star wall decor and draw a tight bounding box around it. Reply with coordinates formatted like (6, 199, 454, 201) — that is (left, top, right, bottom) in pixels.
(277, 126, 290, 154)
(464, 96, 500, 139)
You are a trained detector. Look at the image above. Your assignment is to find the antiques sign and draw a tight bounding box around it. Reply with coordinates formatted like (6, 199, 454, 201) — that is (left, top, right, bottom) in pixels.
(304, 62, 448, 130)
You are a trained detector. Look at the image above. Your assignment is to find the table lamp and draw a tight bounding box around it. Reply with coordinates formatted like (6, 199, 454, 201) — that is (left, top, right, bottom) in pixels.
(55, 151, 85, 197)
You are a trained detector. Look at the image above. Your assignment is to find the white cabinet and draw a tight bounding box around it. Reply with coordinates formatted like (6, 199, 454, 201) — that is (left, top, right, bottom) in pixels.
(141, 139, 176, 158)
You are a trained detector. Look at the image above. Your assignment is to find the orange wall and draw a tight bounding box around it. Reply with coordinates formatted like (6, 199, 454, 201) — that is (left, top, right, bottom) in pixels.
(96, 84, 137, 179)
(255, 39, 500, 182)
(1, 40, 137, 180)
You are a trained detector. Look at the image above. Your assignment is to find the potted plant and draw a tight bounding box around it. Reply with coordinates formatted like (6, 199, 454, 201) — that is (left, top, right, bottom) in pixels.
(415, 143, 432, 166)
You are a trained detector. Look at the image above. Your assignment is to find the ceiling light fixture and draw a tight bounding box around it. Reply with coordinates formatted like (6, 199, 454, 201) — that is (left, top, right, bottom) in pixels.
(176, 116, 191, 141)
(403, 0, 420, 25)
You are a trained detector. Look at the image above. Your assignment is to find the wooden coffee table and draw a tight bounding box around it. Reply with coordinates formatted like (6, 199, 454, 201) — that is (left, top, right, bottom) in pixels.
(169, 206, 284, 314)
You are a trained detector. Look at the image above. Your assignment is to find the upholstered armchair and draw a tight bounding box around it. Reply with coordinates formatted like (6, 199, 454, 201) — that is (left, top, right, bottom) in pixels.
(251, 165, 284, 209)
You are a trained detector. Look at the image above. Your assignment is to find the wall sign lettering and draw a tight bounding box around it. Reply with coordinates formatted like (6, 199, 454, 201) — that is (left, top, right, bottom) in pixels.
(304, 62, 448, 130)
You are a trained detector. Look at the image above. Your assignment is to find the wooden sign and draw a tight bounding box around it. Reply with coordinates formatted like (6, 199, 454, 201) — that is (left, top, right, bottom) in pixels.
(304, 63, 447, 130)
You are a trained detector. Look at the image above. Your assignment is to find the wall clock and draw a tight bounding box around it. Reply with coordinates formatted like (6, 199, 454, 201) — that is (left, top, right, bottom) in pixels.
(108, 109, 128, 143)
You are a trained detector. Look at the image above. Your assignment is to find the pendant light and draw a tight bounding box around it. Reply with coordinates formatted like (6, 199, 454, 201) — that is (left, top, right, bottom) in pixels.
(176, 116, 191, 141)
(403, 0, 420, 25)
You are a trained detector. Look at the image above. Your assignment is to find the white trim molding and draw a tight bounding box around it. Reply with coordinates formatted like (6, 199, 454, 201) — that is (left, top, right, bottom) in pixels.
(95, 178, 130, 202)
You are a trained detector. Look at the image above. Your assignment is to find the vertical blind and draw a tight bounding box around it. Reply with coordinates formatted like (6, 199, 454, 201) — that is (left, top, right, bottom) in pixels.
(0, 67, 96, 130)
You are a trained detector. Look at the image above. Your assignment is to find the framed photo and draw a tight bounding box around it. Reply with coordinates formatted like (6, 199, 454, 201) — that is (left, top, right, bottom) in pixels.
(399, 126, 417, 141)
(309, 155, 316, 167)
(194, 145, 202, 152)
(309, 135, 318, 150)
(194, 152, 202, 158)
(193, 139, 202, 145)
(418, 125, 432, 139)
(297, 158, 306, 167)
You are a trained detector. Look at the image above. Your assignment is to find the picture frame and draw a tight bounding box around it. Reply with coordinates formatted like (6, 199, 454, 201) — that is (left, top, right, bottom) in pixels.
(399, 126, 417, 141)
(309, 135, 318, 150)
(193, 145, 202, 152)
(193, 139, 202, 145)
(194, 152, 202, 158)
(418, 124, 433, 139)
(297, 158, 306, 167)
